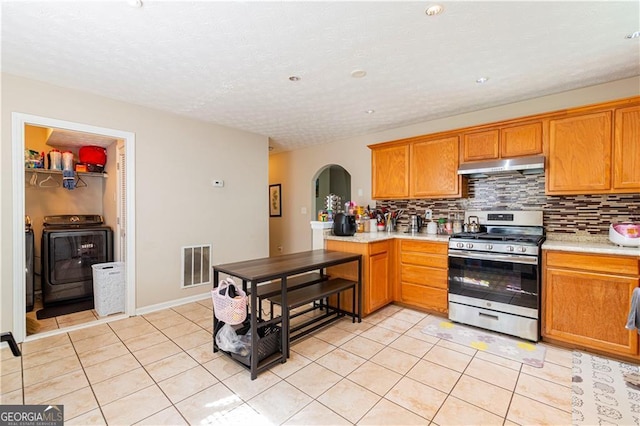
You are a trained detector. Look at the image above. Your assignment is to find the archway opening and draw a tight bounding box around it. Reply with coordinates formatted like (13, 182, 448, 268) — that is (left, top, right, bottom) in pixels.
(313, 165, 351, 218)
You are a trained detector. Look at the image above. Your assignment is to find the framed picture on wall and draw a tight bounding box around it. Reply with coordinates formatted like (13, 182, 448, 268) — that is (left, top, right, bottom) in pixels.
(269, 184, 281, 217)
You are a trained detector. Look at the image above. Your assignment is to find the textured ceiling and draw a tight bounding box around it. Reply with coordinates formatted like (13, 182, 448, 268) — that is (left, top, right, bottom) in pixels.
(2, 1, 639, 153)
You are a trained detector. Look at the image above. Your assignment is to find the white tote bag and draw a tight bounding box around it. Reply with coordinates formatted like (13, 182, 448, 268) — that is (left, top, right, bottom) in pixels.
(212, 278, 247, 325)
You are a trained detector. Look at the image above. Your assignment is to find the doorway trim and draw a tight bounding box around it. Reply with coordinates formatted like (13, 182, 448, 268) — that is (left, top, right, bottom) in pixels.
(12, 113, 136, 342)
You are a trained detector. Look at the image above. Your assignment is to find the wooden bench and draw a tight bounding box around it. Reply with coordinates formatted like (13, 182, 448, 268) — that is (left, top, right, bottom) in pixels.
(247, 272, 329, 320)
(266, 277, 357, 342)
(249, 271, 329, 299)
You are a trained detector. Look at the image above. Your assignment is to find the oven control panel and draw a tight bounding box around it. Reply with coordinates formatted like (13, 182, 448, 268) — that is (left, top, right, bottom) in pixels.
(449, 240, 539, 256)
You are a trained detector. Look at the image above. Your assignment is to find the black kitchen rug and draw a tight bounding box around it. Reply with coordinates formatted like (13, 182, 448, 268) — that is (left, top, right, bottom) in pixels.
(36, 299, 94, 320)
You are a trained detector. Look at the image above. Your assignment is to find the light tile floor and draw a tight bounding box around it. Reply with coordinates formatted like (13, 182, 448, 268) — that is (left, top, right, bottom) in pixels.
(26, 294, 101, 336)
(1, 300, 576, 425)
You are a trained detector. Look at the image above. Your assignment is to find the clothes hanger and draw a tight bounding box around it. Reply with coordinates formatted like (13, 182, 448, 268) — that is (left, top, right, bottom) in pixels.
(75, 175, 88, 188)
(28, 172, 38, 187)
(39, 175, 60, 188)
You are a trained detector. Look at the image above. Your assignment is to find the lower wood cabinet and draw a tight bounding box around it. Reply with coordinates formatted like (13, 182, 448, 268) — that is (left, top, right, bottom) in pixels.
(397, 240, 448, 314)
(325, 239, 392, 316)
(543, 250, 640, 358)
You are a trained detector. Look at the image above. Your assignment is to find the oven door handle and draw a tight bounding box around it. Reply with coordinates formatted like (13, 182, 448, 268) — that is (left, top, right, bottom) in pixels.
(448, 250, 538, 265)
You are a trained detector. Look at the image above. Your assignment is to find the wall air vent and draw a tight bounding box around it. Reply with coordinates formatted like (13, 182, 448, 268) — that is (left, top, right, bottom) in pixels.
(181, 244, 211, 288)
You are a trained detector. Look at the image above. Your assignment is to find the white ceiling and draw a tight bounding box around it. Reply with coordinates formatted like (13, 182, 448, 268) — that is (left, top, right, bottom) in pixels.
(2, 1, 639, 153)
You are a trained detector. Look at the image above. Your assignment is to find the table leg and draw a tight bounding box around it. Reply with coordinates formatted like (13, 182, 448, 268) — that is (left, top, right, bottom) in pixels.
(357, 257, 362, 323)
(352, 280, 356, 323)
(281, 276, 289, 358)
(212, 270, 219, 353)
(249, 279, 258, 379)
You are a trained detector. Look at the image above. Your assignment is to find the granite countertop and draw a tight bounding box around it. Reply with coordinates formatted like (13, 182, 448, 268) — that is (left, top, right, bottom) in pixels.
(542, 234, 639, 257)
(324, 230, 450, 244)
(324, 227, 639, 257)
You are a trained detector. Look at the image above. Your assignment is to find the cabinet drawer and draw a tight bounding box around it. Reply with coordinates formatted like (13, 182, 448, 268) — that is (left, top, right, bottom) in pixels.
(369, 241, 389, 255)
(401, 283, 448, 313)
(401, 264, 448, 289)
(401, 252, 448, 269)
(545, 251, 639, 275)
(400, 240, 448, 255)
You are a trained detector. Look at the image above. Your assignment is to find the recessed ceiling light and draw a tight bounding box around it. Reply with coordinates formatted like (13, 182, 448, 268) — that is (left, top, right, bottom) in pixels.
(425, 5, 444, 16)
(365, 110, 375, 114)
(127, 0, 143, 8)
(351, 70, 367, 78)
(288, 76, 301, 82)
(476, 77, 489, 84)
(625, 31, 640, 39)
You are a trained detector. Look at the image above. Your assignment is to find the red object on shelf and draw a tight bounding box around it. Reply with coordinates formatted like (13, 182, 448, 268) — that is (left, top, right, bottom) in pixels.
(79, 146, 107, 167)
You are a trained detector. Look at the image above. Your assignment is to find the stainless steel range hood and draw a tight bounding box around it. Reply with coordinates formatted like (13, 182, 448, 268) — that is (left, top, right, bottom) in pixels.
(457, 155, 545, 177)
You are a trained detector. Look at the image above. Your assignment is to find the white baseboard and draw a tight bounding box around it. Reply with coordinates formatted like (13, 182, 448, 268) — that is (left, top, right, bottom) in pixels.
(135, 292, 211, 316)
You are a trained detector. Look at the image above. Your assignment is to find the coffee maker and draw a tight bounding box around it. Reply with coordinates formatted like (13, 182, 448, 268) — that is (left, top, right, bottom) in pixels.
(408, 214, 423, 233)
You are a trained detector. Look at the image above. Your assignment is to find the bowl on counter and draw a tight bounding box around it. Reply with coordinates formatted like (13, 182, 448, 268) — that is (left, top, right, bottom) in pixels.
(608, 223, 640, 247)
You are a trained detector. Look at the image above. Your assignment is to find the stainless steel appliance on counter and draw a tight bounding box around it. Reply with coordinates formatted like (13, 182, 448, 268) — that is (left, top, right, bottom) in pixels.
(447, 210, 545, 341)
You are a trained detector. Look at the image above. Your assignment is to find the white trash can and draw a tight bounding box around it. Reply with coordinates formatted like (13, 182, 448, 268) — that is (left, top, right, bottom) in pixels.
(92, 262, 125, 317)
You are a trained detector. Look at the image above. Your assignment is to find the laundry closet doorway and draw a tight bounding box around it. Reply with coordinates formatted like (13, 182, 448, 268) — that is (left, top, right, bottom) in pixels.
(12, 113, 136, 342)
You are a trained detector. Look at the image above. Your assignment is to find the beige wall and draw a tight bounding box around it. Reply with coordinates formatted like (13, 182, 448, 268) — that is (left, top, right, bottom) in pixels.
(268, 76, 640, 255)
(2, 73, 270, 334)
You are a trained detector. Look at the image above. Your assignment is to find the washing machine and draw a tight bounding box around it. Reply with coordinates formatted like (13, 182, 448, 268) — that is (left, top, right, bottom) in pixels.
(41, 215, 113, 306)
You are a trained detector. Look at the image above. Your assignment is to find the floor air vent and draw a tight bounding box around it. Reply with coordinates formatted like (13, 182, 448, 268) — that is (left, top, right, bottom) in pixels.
(181, 244, 211, 288)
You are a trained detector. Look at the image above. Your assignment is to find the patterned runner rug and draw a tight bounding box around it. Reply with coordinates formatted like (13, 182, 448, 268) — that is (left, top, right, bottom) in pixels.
(572, 351, 640, 425)
(421, 316, 546, 367)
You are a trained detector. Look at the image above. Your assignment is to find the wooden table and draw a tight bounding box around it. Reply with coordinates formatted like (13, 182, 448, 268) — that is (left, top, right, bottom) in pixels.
(212, 249, 362, 379)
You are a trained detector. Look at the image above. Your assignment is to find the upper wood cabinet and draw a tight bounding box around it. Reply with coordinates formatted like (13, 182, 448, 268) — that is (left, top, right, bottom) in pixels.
(410, 136, 462, 198)
(613, 105, 640, 190)
(462, 122, 542, 162)
(369, 96, 639, 198)
(547, 111, 612, 194)
(463, 130, 499, 161)
(501, 122, 543, 158)
(546, 101, 640, 195)
(370, 135, 464, 199)
(371, 144, 410, 199)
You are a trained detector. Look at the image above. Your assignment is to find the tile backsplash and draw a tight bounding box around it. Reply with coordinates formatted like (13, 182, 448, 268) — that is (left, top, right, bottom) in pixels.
(376, 173, 640, 234)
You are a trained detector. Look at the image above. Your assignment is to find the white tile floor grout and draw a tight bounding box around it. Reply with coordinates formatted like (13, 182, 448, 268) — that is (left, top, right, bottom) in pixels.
(2, 301, 577, 425)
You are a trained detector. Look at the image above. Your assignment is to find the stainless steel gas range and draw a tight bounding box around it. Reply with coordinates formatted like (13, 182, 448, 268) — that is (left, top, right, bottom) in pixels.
(447, 210, 545, 341)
